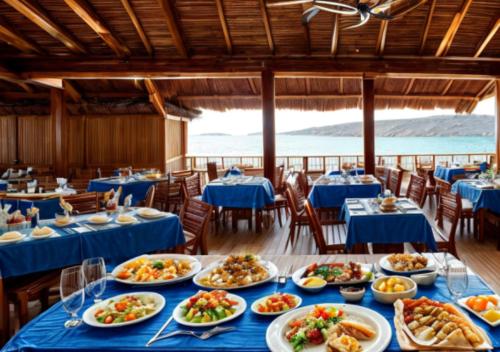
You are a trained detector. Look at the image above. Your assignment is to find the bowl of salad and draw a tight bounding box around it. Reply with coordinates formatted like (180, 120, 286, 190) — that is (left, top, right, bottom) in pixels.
(82, 292, 165, 328)
(173, 290, 246, 327)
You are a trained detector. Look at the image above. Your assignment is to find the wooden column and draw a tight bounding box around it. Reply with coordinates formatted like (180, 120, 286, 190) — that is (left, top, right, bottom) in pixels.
(262, 69, 276, 183)
(495, 79, 500, 174)
(362, 78, 375, 175)
(181, 119, 188, 170)
(51, 88, 68, 177)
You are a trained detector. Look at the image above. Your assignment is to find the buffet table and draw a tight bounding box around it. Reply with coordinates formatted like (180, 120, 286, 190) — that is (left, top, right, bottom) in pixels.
(2, 254, 499, 352)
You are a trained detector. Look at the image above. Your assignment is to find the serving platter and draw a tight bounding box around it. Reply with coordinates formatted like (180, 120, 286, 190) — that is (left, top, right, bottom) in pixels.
(292, 263, 372, 287)
(0, 232, 26, 245)
(379, 254, 436, 275)
(458, 295, 500, 327)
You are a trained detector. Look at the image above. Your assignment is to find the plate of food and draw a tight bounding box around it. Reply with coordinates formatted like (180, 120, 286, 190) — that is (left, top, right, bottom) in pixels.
(252, 293, 302, 316)
(266, 304, 391, 352)
(136, 208, 167, 219)
(112, 254, 201, 286)
(394, 297, 492, 350)
(292, 262, 372, 287)
(173, 290, 246, 327)
(82, 292, 165, 328)
(31, 226, 56, 239)
(87, 214, 112, 225)
(193, 254, 278, 290)
(458, 295, 500, 327)
(54, 215, 73, 227)
(0, 231, 26, 245)
(379, 254, 436, 275)
(115, 214, 138, 225)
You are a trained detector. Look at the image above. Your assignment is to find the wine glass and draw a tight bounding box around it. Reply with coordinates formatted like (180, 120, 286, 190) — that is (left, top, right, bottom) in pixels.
(82, 257, 107, 303)
(446, 259, 468, 303)
(60, 266, 85, 328)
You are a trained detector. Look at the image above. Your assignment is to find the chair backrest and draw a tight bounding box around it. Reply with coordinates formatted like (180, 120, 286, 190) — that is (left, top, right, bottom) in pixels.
(243, 168, 264, 177)
(172, 169, 193, 177)
(180, 198, 213, 255)
(304, 199, 327, 254)
(68, 179, 91, 193)
(297, 169, 309, 196)
(434, 177, 451, 193)
(436, 188, 461, 248)
(182, 173, 202, 199)
(63, 192, 99, 214)
(285, 178, 306, 217)
(406, 174, 426, 208)
(144, 185, 155, 208)
(374, 166, 385, 179)
(388, 168, 402, 196)
(274, 165, 285, 193)
(206, 162, 218, 182)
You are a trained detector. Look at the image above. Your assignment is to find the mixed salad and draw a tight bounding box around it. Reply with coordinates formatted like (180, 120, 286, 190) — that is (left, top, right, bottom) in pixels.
(302, 262, 370, 283)
(286, 305, 344, 351)
(93, 295, 157, 324)
(181, 290, 239, 323)
(115, 257, 192, 282)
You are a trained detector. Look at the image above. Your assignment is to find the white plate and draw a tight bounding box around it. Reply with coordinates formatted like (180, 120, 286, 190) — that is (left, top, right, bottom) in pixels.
(0, 233, 26, 245)
(87, 216, 112, 225)
(53, 218, 74, 227)
(266, 304, 392, 352)
(136, 208, 167, 219)
(458, 295, 500, 327)
(379, 254, 436, 275)
(173, 292, 246, 327)
(251, 294, 302, 316)
(292, 263, 372, 287)
(111, 254, 202, 286)
(115, 216, 138, 225)
(31, 228, 56, 240)
(82, 292, 165, 328)
(193, 259, 278, 290)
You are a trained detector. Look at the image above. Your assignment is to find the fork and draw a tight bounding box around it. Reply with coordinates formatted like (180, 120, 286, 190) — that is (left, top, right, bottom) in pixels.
(153, 326, 236, 342)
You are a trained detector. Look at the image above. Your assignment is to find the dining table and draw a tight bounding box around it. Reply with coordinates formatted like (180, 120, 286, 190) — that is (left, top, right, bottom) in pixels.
(327, 168, 365, 176)
(434, 165, 466, 183)
(1, 191, 78, 220)
(0, 209, 185, 344)
(2, 253, 499, 352)
(87, 177, 162, 205)
(308, 175, 381, 208)
(452, 179, 500, 241)
(341, 198, 436, 251)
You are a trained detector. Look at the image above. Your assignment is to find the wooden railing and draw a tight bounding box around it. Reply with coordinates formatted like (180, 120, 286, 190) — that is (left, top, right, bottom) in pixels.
(186, 153, 495, 174)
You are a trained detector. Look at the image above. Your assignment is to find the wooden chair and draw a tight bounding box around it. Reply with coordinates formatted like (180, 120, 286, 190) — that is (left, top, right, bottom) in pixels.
(297, 169, 310, 196)
(182, 173, 202, 200)
(206, 162, 218, 182)
(416, 167, 437, 206)
(63, 192, 99, 214)
(172, 169, 193, 177)
(304, 199, 345, 254)
(153, 178, 183, 213)
(243, 168, 264, 177)
(433, 187, 461, 258)
(138, 185, 155, 208)
(284, 179, 308, 249)
(375, 167, 391, 191)
(406, 174, 426, 208)
(265, 165, 288, 227)
(433, 177, 473, 234)
(180, 198, 213, 255)
(68, 179, 91, 193)
(387, 168, 403, 196)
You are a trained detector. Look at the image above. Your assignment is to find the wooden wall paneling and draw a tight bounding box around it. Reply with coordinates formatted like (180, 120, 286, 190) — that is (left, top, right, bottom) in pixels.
(165, 117, 184, 171)
(67, 115, 85, 167)
(18, 115, 52, 167)
(0, 116, 17, 166)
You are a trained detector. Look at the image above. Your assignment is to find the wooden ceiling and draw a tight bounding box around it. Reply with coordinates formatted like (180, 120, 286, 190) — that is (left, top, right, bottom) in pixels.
(0, 0, 498, 115)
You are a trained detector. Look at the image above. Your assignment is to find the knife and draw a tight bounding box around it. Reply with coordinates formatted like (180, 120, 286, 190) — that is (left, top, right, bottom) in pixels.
(146, 315, 173, 347)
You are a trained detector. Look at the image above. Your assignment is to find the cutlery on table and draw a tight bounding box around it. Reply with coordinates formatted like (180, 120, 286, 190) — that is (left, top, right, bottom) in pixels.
(76, 222, 96, 232)
(146, 315, 173, 347)
(153, 326, 236, 342)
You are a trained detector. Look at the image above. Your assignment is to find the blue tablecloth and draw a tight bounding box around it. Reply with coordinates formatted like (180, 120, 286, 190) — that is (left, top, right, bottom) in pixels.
(0, 181, 7, 191)
(309, 178, 381, 208)
(87, 179, 156, 205)
(32, 198, 62, 220)
(434, 165, 465, 183)
(452, 180, 500, 214)
(0, 199, 33, 216)
(202, 177, 275, 209)
(0, 211, 184, 279)
(223, 167, 242, 177)
(328, 168, 365, 176)
(342, 199, 436, 251)
(3, 273, 499, 352)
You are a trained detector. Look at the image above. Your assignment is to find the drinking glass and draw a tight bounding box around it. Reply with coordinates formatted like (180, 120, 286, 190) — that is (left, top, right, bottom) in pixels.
(446, 259, 468, 303)
(60, 266, 85, 328)
(82, 257, 107, 303)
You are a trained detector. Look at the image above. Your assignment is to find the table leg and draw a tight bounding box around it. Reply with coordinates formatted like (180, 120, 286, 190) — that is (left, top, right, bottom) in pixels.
(255, 210, 262, 233)
(0, 278, 9, 345)
(478, 209, 485, 242)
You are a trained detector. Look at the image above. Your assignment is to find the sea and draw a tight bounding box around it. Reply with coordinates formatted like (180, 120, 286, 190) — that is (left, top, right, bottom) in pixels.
(188, 135, 495, 156)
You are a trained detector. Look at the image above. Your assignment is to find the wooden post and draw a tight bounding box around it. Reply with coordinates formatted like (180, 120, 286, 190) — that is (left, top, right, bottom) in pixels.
(495, 80, 500, 174)
(159, 116, 166, 172)
(51, 88, 67, 177)
(182, 119, 188, 170)
(362, 78, 375, 175)
(262, 69, 276, 183)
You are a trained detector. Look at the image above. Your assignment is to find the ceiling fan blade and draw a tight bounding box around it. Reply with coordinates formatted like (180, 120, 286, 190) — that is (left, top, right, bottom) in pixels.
(313, 2, 359, 15)
(343, 11, 371, 29)
(266, 0, 313, 8)
(371, 0, 406, 12)
(302, 6, 321, 24)
(369, 9, 393, 20)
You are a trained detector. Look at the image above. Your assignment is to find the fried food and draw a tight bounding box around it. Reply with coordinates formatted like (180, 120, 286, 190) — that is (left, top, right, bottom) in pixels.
(387, 254, 428, 272)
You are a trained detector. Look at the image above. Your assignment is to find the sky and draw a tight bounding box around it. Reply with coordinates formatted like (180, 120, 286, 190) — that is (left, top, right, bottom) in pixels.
(188, 97, 495, 136)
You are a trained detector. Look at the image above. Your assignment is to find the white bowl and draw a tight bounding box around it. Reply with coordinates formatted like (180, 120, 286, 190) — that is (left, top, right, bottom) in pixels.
(410, 271, 438, 286)
(297, 277, 327, 293)
(371, 276, 417, 304)
(340, 287, 366, 302)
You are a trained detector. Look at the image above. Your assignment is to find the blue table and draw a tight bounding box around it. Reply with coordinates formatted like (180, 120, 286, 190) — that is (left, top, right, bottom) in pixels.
(0, 199, 33, 216)
(87, 178, 157, 205)
(434, 165, 465, 183)
(202, 177, 275, 209)
(3, 259, 499, 352)
(328, 168, 365, 176)
(342, 198, 436, 251)
(452, 180, 500, 214)
(0, 211, 184, 279)
(309, 177, 381, 208)
(0, 181, 7, 192)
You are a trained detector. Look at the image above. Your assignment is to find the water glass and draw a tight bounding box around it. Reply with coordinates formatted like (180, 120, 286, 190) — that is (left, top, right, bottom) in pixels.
(446, 259, 468, 303)
(82, 257, 107, 303)
(60, 266, 85, 328)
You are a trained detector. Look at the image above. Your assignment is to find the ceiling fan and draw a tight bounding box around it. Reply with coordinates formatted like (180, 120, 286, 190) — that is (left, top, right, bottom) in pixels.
(266, 0, 427, 29)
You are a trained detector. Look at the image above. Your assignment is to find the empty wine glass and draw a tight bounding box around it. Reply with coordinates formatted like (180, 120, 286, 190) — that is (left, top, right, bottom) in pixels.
(446, 259, 468, 303)
(82, 257, 107, 303)
(60, 266, 85, 328)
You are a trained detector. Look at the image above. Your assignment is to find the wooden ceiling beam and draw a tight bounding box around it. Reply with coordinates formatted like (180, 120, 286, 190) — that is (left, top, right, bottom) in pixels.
(375, 21, 389, 56)
(64, 0, 130, 58)
(464, 80, 494, 113)
(258, 0, 275, 54)
(29, 78, 63, 89)
(419, 0, 436, 55)
(331, 14, 340, 56)
(435, 0, 473, 57)
(404, 78, 416, 95)
(474, 18, 500, 58)
(441, 79, 454, 95)
(301, 4, 312, 55)
(144, 78, 167, 117)
(156, 0, 188, 57)
(63, 80, 82, 103)
(120, 0, 153, 56)
(0, 16, 43, 54)
(4, 0, 87, 54)
(248, 78, 258, 95)
(16, 82, 34, 93)
(214, 0, 232, 55)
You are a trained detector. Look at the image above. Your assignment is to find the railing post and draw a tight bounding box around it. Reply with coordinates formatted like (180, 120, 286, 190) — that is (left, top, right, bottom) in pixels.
(302, 156, 308, 172)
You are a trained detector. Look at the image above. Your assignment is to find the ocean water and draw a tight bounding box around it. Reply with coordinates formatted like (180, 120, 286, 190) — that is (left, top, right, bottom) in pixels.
(188, 135, 495, 156)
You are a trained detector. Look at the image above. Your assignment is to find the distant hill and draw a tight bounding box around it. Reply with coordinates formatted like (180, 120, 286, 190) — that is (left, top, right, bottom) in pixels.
(281, 114, 494, 137)
(197, 133, 232, 136)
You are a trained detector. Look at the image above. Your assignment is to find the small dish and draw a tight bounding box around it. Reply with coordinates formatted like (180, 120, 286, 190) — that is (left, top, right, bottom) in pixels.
(297, 277, 327, 293)
(410, 271, 437, 286)
(340, 286, 366, 302)
(371, 276, 417, 304)
(251, 293, 302, 316)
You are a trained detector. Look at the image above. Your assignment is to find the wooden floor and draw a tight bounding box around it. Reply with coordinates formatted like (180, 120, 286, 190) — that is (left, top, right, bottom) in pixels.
(207, 179, 500, 293)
